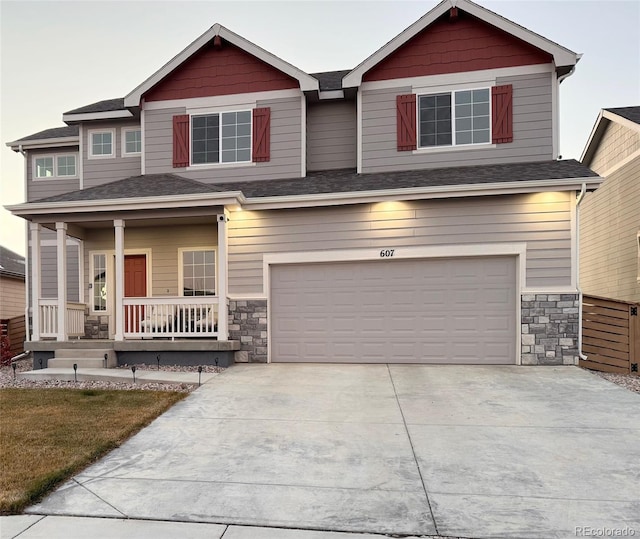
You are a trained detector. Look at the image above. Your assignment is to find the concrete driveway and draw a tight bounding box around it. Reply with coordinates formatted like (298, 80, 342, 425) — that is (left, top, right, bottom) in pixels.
(26, 364, 640, 538)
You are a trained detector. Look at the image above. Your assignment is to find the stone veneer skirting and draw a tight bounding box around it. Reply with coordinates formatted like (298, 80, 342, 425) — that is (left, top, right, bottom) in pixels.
(85, 313, 109, 339)
(228, 299, 268, 363)
(521, 294, 579, 365)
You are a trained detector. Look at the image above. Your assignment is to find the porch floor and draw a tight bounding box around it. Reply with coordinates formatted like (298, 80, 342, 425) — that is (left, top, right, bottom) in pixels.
(18, 367, 220, 386)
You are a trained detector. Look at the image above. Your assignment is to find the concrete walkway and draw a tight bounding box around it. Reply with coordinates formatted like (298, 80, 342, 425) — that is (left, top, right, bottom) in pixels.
(17, 367, 218, 385)
(5, 364, 640, 538)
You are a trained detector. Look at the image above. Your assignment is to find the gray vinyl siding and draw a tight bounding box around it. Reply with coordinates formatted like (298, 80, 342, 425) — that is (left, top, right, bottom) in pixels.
(34, 231, 80, 302)
(83, 224, 218, 298)
(82, 121, 142, 189)
(580, 154, 640, 302)
(144, 95, 302, 182)
(589, 121, 640, 175)
(27, 149, 80, 202)
(361, 72, 553, 173)
(228, 192, 572, 294)
(306, 100, 357, 171)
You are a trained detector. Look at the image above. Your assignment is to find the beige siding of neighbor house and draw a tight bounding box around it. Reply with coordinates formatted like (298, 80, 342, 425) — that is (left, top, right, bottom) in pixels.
(306, 100, 357, 171)
(589, 121, 640, 175)
(580, 154, 640, 303)
(83, 224, 218, 298)
(0, 276, 26, 319)
(82, 121, 142, 189)
(27, 148, 80, 201)
(360, 71, 553, 173)
(144, 95, 302, 182)
(227, 191, 573, 295)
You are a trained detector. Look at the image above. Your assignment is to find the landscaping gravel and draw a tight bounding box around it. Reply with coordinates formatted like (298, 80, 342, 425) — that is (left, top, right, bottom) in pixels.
(0, 358, 224, 393)
(587, 369, 640, 394)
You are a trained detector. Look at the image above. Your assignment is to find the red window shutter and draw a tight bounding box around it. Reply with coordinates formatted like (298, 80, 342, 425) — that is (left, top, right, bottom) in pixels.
(492, 85, 513, 144)
(397, 94, 417, 151)
(252, 107, 271, 162)
(173, 114, 190, 168)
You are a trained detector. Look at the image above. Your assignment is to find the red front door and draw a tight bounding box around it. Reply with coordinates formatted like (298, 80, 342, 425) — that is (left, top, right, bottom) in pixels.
(125, 255, 147, 333)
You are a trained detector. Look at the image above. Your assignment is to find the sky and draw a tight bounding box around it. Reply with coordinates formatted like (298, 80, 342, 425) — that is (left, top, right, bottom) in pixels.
(1, 0, 639, 257)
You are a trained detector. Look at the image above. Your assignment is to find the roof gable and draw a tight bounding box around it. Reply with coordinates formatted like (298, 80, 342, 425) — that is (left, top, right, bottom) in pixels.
(144, 38, 299, 102)
(363, 10, 551, 82)
(344, 0, 578, 88)
(125, 24, 318, 107)
(581, 107, 640, 165)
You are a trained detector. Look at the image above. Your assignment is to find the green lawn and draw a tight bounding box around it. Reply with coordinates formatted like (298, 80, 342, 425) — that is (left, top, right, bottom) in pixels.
(0, 388, 186, 514)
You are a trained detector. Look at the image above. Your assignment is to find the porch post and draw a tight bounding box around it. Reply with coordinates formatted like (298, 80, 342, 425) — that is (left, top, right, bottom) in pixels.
(114, 219, 125, 341)
(29, 223, 41, 341)
(217, 213, 229, 340)
(55, 222, 68, 341)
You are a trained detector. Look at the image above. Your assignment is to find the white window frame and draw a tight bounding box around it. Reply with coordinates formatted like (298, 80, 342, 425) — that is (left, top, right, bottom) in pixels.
(90, 251, 110, 314)
(88, 128, 116, 159)
(417, 86, 492, 150)
(189, 109, 252, 168)
(121, 127, 142, 156)
(33, 153, 78, 180)
(178, 247, 217, 297)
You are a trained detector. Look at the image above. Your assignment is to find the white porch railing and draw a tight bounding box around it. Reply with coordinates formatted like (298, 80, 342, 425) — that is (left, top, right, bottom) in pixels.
(123, 296, 219, 339)
(39, 300, 85, 338)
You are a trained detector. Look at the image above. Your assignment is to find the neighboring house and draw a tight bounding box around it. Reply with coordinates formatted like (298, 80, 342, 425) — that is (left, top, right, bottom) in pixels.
(580, 107, 640, 303)
(0, 246, 26, 319)
(5, 0, 601, 367)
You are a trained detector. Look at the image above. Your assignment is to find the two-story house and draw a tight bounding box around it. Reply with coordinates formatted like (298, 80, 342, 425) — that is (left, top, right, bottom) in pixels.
(6, 0, 601, 368)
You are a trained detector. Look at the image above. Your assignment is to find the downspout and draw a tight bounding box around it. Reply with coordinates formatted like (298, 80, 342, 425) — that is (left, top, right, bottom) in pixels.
(575, 183, 588, 362)
(18, 144, 31, 343)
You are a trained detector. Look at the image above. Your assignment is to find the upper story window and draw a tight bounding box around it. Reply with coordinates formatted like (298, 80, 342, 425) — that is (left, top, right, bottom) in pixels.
(191, 111, 251, 165)
(123, 128, 142, 155)
(418, 88, 490, 148)
(396, 85, 512, 152)
(88, 129, 115, 158)
(34, 154, 77, 179)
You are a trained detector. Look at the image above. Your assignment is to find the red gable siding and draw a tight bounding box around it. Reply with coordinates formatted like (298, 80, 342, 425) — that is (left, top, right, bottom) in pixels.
(363, 12, 552, 82)
(145, 39, 299, 102)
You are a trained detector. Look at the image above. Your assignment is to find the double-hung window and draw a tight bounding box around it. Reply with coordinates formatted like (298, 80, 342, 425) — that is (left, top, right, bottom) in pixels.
(191, 111, 251, 165)
(419, 88, 491, 148)
(34, 154, 77, 179)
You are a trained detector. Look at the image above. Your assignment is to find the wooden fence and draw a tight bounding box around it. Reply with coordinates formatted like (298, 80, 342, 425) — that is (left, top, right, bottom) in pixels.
(0, 315, 26, 358)
(580, 295, 639, 375)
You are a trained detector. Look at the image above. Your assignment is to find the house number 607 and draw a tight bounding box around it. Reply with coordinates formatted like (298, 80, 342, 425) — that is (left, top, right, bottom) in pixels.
(380, 249, 395, 258)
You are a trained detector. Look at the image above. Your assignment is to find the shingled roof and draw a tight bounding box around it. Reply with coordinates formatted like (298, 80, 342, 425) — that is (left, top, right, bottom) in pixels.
(605, 106, 640, 125)
(32, 159, 597, 205)
(311, 70, 351, 91)
(0, 246, 26, 279)
(12, 125, 79, 142)
(64, 98, 126, 115)
(34, 174, 225, 204)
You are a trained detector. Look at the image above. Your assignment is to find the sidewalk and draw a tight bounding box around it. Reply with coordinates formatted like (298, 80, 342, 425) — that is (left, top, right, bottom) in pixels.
(3, 515, 432, 539)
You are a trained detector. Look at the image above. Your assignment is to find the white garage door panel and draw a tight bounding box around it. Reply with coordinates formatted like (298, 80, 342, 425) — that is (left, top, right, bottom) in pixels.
(271, 257, 516, 364)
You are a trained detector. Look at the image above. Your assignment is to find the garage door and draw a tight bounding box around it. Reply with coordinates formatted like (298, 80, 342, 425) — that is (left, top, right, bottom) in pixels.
(270, 256, 516, 364)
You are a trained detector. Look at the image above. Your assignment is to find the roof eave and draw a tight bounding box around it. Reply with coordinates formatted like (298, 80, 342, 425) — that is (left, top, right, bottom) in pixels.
(62, 109, 135, 124)
(124, 23, 317, 108)
(581, 109, 640, 164)
(6, 137, 80, 152)
(239, 176, 603, 210)
(343, 0, 578, 88)
(5, 191, 246, 219)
